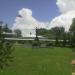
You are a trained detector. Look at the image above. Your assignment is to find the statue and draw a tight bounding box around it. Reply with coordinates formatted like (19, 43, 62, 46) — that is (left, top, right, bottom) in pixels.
(35, 27, 39, 41)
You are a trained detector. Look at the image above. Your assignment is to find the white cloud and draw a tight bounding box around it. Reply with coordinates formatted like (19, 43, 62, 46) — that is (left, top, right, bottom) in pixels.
(12, 8, 48, 37)
(48, 0, 75, 31)
(56, 0, 75, 13)
(49, 11, 75, 31)
(12, 0, 75, 37)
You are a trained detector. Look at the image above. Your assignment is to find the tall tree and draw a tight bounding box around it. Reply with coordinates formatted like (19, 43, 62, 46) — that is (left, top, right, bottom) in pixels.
(0, 22, 14, 69)
(69, 18, 75, 47)
(69, 18, 75, 33)
(50, 27, 65, 46)
(3, 24, 12, 33)
(37, 28, 49, 36)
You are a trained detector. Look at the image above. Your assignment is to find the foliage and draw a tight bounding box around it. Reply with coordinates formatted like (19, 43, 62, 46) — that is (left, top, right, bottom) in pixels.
(0, 41, 14, 69)
(46, 42, 53, 47)
(69, 18, 75, 33)
(69, 18, 75, 47)
(14, 29, 22, 37)
(36, 27, 70, 47)
(49, 27, 65, 39)
(0, 23, 14, 69)
(37, 28, 49, 37)
(3, 24, 12, 33)
(32, 41, 40, 48)
(49, 27, 65, 46)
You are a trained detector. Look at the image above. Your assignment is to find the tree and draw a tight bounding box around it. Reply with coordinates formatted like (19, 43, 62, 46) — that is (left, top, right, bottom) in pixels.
(14, 29, 22, 38)
(69, 18, 75, 47)
(50, 27, 65, 46)
(0, 22, 14, 69)
(69, 18, 75, 33)
(3, 24, 12, 33)
(37, 28, 49, 37)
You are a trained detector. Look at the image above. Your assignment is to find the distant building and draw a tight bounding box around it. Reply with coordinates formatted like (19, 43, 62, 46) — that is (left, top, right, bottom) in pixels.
(3, 32, 16, 38)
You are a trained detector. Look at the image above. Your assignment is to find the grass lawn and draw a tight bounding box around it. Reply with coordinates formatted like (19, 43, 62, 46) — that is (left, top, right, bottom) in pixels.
(0, 45, 75, 75)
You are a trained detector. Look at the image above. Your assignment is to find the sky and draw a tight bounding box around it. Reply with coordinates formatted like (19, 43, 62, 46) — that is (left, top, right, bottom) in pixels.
(0, 0, 60, 25)
(0, 0, 75, 37)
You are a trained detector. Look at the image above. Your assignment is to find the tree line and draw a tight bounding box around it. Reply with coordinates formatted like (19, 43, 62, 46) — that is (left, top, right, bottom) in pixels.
(0, 21, 15, 69)
(37, 18, 75, 47)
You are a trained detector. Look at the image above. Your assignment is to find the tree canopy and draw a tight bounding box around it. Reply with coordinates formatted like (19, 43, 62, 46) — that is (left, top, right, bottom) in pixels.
(14, 29, 22, 38)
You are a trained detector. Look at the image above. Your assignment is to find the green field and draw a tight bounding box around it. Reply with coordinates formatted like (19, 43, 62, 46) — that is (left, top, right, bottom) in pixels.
(0, 45, 75, 75)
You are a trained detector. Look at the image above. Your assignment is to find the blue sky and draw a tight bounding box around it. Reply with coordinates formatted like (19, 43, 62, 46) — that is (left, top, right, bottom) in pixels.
(0, 0, 60, 26)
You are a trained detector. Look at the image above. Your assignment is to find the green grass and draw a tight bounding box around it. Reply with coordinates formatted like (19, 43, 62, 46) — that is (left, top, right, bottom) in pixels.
(0, 45, 75, 75)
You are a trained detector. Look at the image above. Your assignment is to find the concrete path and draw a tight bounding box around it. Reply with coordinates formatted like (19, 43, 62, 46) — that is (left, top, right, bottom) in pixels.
(72, 72, 75, 75)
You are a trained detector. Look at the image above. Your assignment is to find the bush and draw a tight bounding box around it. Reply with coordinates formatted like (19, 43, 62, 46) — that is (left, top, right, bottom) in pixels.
(46, 42, 53, 47)
(32, 41, 40, 48)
